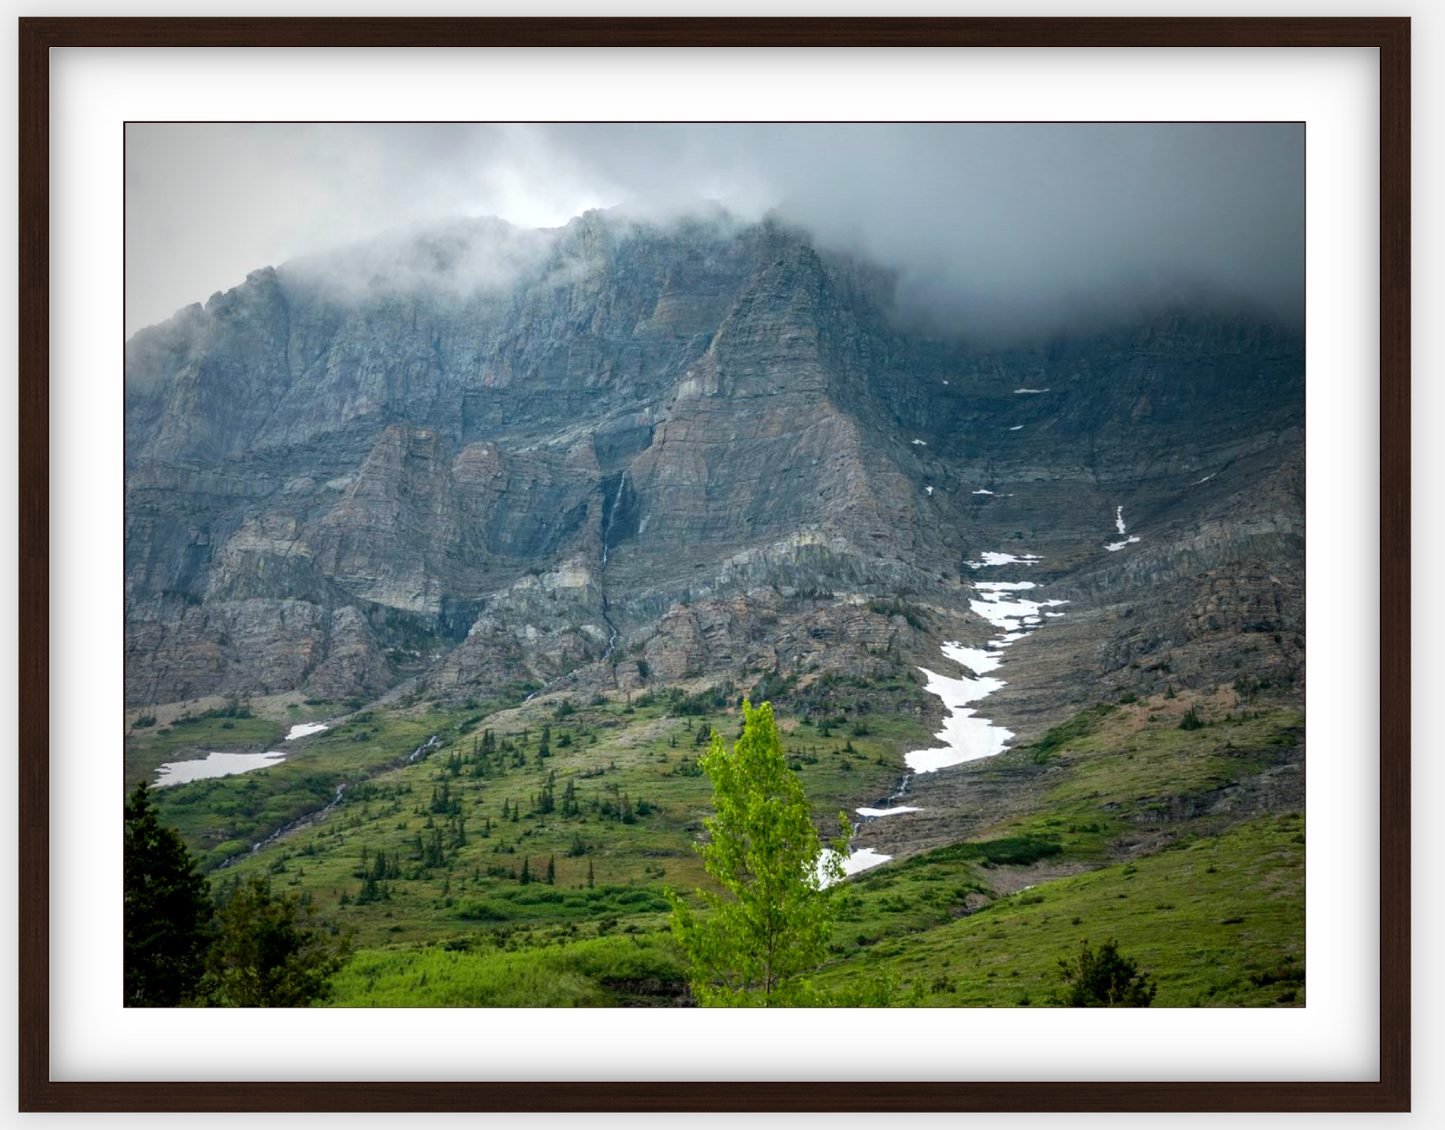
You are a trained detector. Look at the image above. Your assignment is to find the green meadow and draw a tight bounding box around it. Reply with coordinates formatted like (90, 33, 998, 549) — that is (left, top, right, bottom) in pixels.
(129, 673, 1304, 1006)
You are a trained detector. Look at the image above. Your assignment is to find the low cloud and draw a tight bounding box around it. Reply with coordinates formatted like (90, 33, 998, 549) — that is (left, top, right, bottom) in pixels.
(127, 123, 1303, 342)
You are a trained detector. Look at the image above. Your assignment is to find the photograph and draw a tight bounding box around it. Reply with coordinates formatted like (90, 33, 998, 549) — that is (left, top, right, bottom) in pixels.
(122, 121, 1306, 1010)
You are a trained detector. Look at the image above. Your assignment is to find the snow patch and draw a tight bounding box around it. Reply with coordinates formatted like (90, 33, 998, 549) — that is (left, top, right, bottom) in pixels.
(285, 722, 330, 741)
(818, 847, 892, 886)
(856, 806, 921, 818)
(1014, 388, 1050, 394)
(967, 551, 1042, 569)
(912, 438, 927, 446)
(903, 636, 1035, 774)
(1115, 505, 1128, 535)
(155, 750, 287, 788)
(924, 485, 934, 496)
(970, 592, 1069, 632)
(1009, 425, 1025, 431)
(972, 489, 995, 496)
(1106, 536, 1141, 552)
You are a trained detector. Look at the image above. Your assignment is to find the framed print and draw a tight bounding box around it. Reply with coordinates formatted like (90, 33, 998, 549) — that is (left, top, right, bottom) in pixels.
(18, 16, 1409, 1113)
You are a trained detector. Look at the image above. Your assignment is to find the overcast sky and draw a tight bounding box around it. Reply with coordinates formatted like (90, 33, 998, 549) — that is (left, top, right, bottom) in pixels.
(125, 122, 1303, 341)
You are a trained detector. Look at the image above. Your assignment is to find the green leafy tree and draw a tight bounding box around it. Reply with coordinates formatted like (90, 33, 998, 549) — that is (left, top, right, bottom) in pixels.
(668, 700, 850, 1006)
(1053, 938, 1158, 1007)
(124, 781, 214, 1006)
(205, 877, 351, 1007)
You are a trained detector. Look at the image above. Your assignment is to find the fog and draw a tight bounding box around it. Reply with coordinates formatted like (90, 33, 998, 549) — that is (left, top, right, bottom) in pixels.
(126, 123, 1302, 341)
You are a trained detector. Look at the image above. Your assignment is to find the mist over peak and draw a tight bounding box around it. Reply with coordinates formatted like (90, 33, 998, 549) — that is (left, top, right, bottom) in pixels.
(127, 123, 1302, 342)
(279, 215, 559, 304)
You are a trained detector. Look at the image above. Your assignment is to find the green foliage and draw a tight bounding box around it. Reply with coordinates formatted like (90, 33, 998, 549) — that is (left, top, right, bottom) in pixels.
(668, 700, 850, 1006)
(1023, 703, 1116, 764)
(923, 833, 1063, 868)
(205, 878, 352, 1007)
(329, 933, 686, 1007)
(1179, 706, 1206, 731)
(865, 599, 927, 631)
(193, 697, 254, 721)
(669, 683, 737, 718)
(124, 782, 214, 1006)
(455, 884, 668, 924)
(1052, 937, 1158, 1007)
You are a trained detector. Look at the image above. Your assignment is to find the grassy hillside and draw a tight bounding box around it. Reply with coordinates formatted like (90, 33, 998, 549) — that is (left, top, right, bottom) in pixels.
(822, 812, 1304, 1007)
(137, 673, 932, 933)
(128, 675, 1305, 1006)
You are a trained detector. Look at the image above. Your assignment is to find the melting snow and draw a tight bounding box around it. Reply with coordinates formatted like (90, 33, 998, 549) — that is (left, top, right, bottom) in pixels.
(1009, 425, 1025, 431)
(944, 643, 1005, 673)
(818, 847, 893, 886)
(835, 581, 1072, 861)
(925, 485, 934, 495)
(285, 722, 330, 741)
(968, 551, 1042, 569)
(972, 489, 995, 496)
(1105, 507, 1139, 550)
(155, 750, 286, 788)
(970, 592, 1069, 632)
(1014, 388, 1050, 394)
(1195, 472, 1216, 485)
(912, 439, 927, 446)
(905, 640, 1012, 773)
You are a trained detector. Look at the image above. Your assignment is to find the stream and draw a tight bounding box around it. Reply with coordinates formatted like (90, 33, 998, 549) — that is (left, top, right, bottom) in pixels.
(216, 733, 441, 869)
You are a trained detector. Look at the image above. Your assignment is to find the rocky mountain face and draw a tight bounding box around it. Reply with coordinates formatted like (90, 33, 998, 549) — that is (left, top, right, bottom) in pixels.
(125, 209, 1304, 739)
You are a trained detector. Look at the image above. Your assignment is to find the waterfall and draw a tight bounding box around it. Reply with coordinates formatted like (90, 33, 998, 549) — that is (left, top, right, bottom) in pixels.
(600, 472, 628, 569)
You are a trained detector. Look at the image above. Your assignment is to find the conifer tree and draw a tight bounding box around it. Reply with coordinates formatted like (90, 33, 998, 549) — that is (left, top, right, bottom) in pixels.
(1052, 938, 1158, 1007)
(206, 877, 351, 1007)
(124, 781, 214, 1007)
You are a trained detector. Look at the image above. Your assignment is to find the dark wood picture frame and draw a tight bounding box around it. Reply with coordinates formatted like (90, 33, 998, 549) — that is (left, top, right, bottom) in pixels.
(17, 17, 1410, 1113)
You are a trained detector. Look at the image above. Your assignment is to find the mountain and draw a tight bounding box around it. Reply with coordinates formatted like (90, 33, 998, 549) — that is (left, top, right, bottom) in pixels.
(124, 208, 1304, 750)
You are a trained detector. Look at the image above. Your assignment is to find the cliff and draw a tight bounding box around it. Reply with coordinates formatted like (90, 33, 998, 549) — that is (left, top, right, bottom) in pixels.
(124, 208, 1305, 736)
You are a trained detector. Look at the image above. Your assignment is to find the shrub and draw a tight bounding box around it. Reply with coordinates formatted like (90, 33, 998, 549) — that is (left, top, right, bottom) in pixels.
(1179, 707, 1206, 731)
(927, 834, 1063, 868)
(1053, 938, 1157, 1007)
